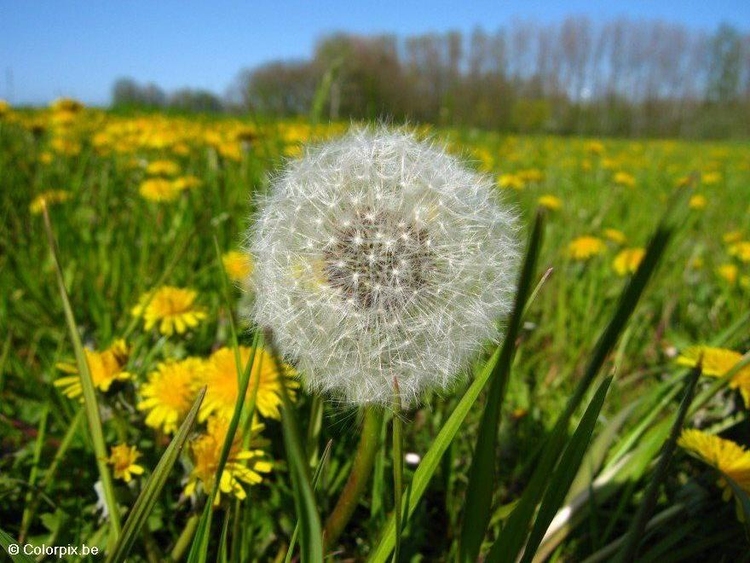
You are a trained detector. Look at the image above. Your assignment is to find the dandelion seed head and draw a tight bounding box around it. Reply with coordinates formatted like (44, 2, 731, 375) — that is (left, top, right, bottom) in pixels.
(248, 127, 520, 407)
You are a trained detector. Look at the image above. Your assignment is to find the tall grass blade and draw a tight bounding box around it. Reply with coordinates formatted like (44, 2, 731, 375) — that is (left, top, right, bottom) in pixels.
(615, 364, 702, 563)
(487, 221, 674, 563)
(370, 211, 544, 563)
(0, 527, 36, 563)
(520, 376, 613, 562)
(42, 205, 122, 545)
(459, 210, 544, 562)
(105, 387, 205, 563)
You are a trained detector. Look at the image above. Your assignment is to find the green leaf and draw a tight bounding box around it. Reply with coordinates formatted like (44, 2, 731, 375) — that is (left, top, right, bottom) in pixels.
(459, 210, 544, 562)
(105, 386, 206, 563)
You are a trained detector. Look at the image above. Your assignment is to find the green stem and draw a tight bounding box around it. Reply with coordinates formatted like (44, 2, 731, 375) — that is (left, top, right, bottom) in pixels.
(169, 514, 200, 562)
(323, 406, 384, 552)
(392, 382, 404, 563)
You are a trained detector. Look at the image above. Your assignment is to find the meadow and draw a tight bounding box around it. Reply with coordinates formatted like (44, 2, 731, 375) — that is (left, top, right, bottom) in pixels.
(1, 99, 750, 562)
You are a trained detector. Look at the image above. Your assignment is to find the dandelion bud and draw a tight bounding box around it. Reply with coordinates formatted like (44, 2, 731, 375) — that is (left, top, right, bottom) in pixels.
(248, 128, 519, 407)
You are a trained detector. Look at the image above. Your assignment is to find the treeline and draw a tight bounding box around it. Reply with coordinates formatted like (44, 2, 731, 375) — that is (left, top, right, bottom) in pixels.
(111, 78, 224, 113)
(113, 17, 750, 138)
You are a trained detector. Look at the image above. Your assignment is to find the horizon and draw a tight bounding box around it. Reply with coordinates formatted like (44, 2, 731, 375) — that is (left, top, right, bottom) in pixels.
(3, 0, 750, 107)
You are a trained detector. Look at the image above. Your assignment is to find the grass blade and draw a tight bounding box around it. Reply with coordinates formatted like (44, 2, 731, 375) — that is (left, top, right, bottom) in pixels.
(487, 220, 674, 563)
(520, 376, 612, 562)
(1, 527, 36, 563)
(105, 386, 206, 563)
(615, 364, 702, 563)
(42, 205, 122, 545)
(459, 211, 544, 562)
(369, 211, 544, 563)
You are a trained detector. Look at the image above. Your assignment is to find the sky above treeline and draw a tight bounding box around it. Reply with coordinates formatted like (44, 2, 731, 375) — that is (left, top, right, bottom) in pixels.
(3, 0, 750, 106)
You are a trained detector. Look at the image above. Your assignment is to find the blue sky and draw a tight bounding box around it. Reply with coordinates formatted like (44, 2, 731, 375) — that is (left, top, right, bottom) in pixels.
(2, 1, 749, 106)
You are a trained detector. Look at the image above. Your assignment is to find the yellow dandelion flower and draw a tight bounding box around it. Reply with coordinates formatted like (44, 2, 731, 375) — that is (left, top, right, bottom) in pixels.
(50, 98, 84, 113)
(676, 346, 750, 406)
(200, 346, 298, 422)
(603, 228, 627, 245)
(613, 248, 645, 276)
(689, 194, 707, 210)
(107, 444, 145, 483)
(613, 171, 635, 188)
(585, 140, 605, 155)
(139, 178, 181, 202)
(55, 339, 132, 399)
(29, 190, 70, 215)
(723, 231, 743, 245)
(222, 251, 253, 282)
(50, 136, 81, 156)
(138, 357, 204, 434)
(131, 286, 207, 336)
(701, 171, 722, 185)
(678, 429, 750, 516)
(498, 173, 525, 190)
(688, 256, 704, 270)
(729, 241, 750, 263)
(146, 159, 180, 176)
(171, 175, 202, 191)
(184, 416, 271, 504)
(568, 236, 606, 261)
(518, 168, 543, 183)
(537, 195, 562, 211)
(718, 264, 738, 285)
(0, 99, 10, 117)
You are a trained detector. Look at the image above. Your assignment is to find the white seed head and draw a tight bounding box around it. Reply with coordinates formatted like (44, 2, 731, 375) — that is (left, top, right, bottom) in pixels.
(248, 127, 520, 407)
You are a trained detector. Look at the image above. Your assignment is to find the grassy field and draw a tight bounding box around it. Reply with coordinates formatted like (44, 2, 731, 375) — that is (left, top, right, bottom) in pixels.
(1, 99, 750, 562)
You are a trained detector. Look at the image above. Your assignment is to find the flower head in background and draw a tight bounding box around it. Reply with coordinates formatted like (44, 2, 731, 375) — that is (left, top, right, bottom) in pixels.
(55, 339, 132, 399)
(132, 286, 207, 336)
(613, 247, 645, 276)
(676, 346, 750, 407)
(678, 429, 750, 519)
(248, 127, 519, 407)
(568, 235, 606, 261)
(138, 357, 204, 434)
(184, 416, 271, 504)
(107, 444, 145, 483)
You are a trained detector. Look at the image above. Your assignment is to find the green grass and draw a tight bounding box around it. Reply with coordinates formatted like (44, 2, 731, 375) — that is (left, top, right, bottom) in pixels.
(1, 106, 750, 561)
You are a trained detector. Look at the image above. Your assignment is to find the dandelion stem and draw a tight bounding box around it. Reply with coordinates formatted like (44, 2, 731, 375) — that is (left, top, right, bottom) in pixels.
(392, 380, 404, 563)
(323, 406, 384, 552)
(169, 514, 200, 562)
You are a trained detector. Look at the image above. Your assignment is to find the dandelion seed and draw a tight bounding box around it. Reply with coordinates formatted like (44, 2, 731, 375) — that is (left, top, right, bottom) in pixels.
(249, 127, 519, 407)
(131, 286, 207, 336)
(107, 444, 145, 483)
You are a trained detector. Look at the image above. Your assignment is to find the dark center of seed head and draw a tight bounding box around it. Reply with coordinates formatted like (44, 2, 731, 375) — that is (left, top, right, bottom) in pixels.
(323, 208, 434, 312)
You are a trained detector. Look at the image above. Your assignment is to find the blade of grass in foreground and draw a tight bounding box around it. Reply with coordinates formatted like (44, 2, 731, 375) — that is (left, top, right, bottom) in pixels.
(520, 376, 613, 563)
(0, 527, 35, 563)
(369, 210, 544, 563)
(42, 205, 122, 545)
(105, 387, 206, 563)
(487, 221, 674, 563)
(459, 211, 544, 562)
(614, 363, 701, 563)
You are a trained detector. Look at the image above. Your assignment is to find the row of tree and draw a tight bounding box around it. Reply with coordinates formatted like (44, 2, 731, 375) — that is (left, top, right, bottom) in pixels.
(113, 18, 750, 138)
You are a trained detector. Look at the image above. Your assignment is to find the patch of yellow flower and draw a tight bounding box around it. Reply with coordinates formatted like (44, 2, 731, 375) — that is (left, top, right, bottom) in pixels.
(678, 429, 750, 520)
(728, 241, 750, 263)
(132, 286, 207, 336)
(222, 251, 254, 282)
(613, 248, 645, 276)
(537, 195, 562, 211)
(603, 228, 627, 245)
(199, 347, 298, 422)
(29, 190, 71, 215)
(138, 357, 205, 434)
(55, 339, 132, 399)
(689, 194, 707, 210)
(184, 416, 271, 504)
(107, 444, 145, 483)
(568, 236, 606, 261)
(676, 346, 750, 407)
(717, 264, 739, 285)
(613, 171, 636, 188)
